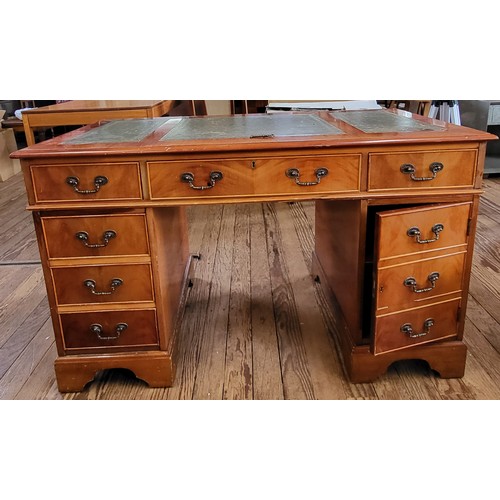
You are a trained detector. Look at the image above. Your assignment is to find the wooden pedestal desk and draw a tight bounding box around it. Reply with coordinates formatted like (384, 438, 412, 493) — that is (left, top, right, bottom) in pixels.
(12, 111, 497, 392)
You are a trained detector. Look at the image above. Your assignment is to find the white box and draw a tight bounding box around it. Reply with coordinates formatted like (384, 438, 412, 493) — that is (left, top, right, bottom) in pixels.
(0, 110, 22, 181)
(266, 100, 381, 113)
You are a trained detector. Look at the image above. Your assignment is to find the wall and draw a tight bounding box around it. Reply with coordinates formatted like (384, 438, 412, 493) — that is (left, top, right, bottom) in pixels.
(205, 100, 232, 115)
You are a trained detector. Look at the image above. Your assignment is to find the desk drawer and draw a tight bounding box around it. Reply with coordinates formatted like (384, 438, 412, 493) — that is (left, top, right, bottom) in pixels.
(61, 309, 159, 352)
(52, 263, 154, 306)
(147, 159, 253, 199)
(368, 149, 477, 191)
(254, 154, 361, 195)
(41, 213, 150, 259)
(31, 162, 142, 202)
(373, 299, 460, 355)
(375, 252, 466, 314)
(375, 202, 472, 261)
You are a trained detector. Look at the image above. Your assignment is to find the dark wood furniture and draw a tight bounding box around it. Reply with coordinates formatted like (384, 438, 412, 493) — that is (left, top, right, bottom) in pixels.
(231, 100, 268, 114)
(13, 110, 496, 392)
(1, 116, 24, 133)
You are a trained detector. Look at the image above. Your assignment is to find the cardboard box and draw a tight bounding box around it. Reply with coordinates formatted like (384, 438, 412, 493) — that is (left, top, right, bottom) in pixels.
(0, 110, 22, 181)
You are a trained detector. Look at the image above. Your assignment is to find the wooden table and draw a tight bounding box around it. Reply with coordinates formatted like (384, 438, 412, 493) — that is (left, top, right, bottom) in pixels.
(1, 116, 24, 133)
(13, 110, 496, 392)
(21, 100, 175, 146)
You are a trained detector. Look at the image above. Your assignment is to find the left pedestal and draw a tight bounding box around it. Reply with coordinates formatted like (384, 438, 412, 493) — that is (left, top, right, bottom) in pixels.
(33, 207, 190, 393)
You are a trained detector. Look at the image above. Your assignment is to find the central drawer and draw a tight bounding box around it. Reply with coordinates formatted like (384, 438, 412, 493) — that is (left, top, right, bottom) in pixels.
(51, 263, 154, 306)
(147, 154, 361, 200)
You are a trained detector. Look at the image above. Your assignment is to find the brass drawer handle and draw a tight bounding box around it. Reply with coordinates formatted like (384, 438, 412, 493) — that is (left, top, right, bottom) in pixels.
(83, 278, 123, 295)
(400, 162, 444, 181)
(66, 175, 108, 194)
(407, 223, 444, 244)
(180, 171, 223, 190)
(75, 230, 116, 248)
(404, 272, 440, 293)
(401, 318, 434, 338)
(286, 167, 329, 186)
(90, 322, 128, 341)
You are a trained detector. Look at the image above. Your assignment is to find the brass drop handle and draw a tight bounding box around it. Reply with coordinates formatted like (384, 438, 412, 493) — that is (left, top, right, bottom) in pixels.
(407, 223, 444, 244)
(66, 175, 108, 194)
(90, 322, 128, 341)
(83, 278, 123, 295)
(401, 318, 434, 338)
(404, 272, 440, 293)
(286, 167, 329, 186)
(180, 171, 223, 190)
(75, 230, 117, 248)
(400, 162, 444, 181)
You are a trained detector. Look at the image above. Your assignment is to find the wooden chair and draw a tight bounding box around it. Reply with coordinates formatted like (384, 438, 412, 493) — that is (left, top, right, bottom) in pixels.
(386, 100, 432, 116)
(230, 100, 268, 114)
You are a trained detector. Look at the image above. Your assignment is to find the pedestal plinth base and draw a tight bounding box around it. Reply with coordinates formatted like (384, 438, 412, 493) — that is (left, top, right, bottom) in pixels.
(54, 351, 174, 392)
(346, 341, 467, 383)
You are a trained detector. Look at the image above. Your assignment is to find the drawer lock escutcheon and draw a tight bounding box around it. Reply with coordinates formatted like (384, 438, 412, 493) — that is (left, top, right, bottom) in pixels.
(400, 162, 444, 181)
(90, 322, 128, 341)
(83, 278, 123, 295)
(75, 230, 117, 248)
(180, 171, 223, 190)
(400, 318, 435, 339)
(66, 175, 109, 194)
(286, 167, 329, 186)
(407, 223, 444, 244)
(404, 272, 440, 293)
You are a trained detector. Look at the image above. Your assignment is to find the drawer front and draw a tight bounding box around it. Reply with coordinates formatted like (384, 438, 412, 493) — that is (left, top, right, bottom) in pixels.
(373, 299, 460, 355)
(368, 149, 477, 190)
(31, 163, 142, 202)
(375, 252, 466, 314)
(254, 154, 361, 195)
(376, 202, 471, 260)
(52, 263, 154, 306)
(61, 309, 158, 351)
(147, 159, 253, 199)
(42, 214, 150, 259)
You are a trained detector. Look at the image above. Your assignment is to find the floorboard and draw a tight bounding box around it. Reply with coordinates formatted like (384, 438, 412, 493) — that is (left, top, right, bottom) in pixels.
(192, 204, 236, 400)
(0, 173, 38, 263)
(249, 203, 284, 400)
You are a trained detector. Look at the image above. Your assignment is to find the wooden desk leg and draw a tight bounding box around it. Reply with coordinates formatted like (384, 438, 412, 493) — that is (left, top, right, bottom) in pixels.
(22, 115, 36, 146)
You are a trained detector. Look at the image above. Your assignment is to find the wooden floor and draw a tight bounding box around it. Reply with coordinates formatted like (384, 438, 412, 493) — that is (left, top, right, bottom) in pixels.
(1, 172, 500, 400)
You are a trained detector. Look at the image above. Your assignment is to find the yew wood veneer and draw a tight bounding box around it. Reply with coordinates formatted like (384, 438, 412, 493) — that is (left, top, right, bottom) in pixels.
(12, 110, 497, 392)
